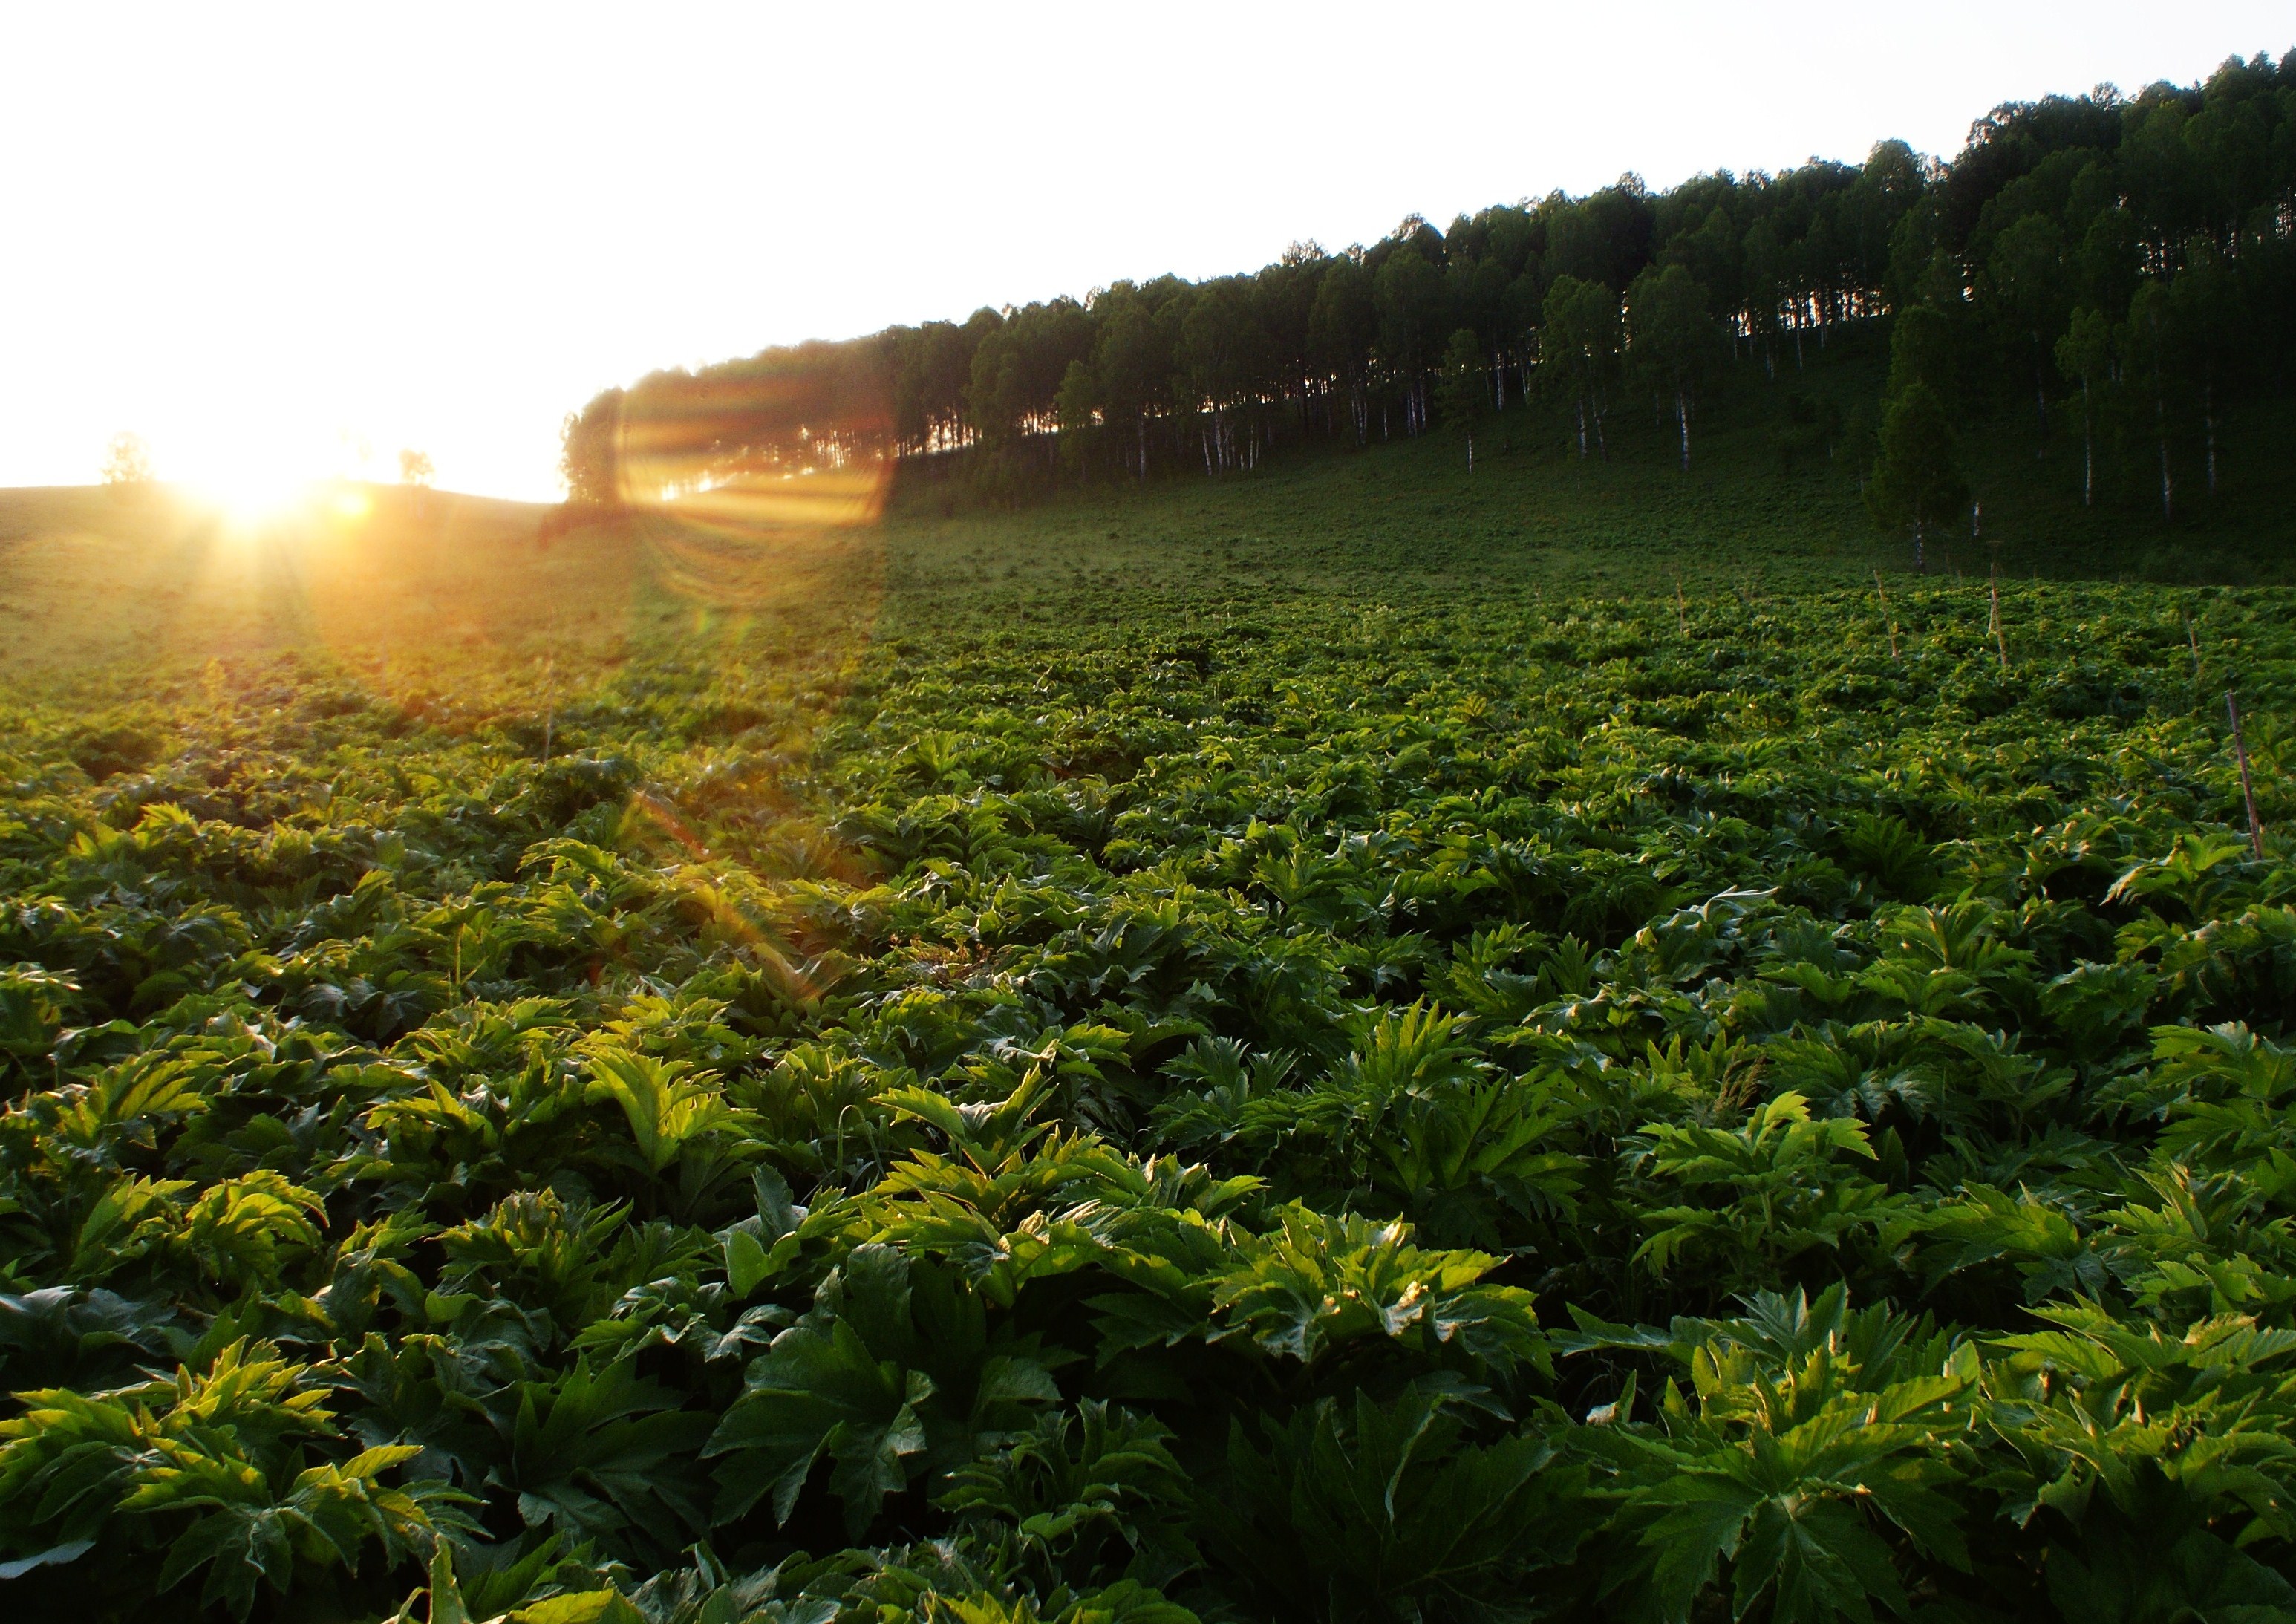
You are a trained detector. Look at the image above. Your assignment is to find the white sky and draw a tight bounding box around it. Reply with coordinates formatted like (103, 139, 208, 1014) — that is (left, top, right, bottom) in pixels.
(0, 2, 2286, 501)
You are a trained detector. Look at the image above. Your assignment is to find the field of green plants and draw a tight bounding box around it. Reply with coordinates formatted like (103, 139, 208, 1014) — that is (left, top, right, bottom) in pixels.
(3, 491, 2295, 1623)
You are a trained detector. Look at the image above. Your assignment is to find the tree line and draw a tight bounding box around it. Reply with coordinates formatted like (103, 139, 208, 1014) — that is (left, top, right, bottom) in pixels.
(561, 53, 2296, 542)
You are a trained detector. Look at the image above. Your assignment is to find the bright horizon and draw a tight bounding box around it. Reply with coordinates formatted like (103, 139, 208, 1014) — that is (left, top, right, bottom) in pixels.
(1, 2, 2287, 504)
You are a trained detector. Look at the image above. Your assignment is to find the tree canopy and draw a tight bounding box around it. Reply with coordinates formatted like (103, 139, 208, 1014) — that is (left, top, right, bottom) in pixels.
(558, 53, 2296, 521)
(1865, 383, 1969, 568)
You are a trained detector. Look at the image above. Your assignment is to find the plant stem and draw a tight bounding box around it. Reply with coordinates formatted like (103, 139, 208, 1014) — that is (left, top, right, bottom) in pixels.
(2229, 689, 2265, 860)
(1989, 564, 2006, 670)
(1873, 568, 1897, 660)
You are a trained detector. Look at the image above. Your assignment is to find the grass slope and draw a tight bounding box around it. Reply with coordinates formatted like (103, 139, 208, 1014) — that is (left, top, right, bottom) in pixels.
(7, 330, 2289, 696)
(2, 371, 2296, 1621)
(880, 333, 2296, 609)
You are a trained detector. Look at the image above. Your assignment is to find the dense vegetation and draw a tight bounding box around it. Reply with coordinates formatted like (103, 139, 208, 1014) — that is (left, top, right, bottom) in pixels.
(562, 52, 2296, 537)
(2, 465, 2295, 1622)
(6, 38, 2296, 1622)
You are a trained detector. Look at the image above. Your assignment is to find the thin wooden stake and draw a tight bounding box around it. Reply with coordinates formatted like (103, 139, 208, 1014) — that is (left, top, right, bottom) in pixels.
(2185, 611, 2202, 677)
(1674, 575, 1688, 637)
(1989, 563, 2007, 669)
(1873, 567, 1898, 660)
(2228, 689, 2265, 859)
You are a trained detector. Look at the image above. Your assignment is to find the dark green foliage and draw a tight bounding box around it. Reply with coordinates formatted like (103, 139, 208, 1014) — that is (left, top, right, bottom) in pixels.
(1435, 329, 1488, 444)
(1866, 384, 1969, 568)
(1206, 1389, 1590, 1621)
(4, 505, 2296, 1624)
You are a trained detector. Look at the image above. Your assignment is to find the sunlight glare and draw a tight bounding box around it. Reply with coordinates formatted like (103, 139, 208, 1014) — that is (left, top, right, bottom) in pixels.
(189, 466, 379, 532)
(193, 466, 321, 530)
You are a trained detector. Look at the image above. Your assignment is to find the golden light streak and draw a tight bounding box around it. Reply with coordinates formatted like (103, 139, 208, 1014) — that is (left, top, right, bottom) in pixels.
(7, 345, 900, 1018)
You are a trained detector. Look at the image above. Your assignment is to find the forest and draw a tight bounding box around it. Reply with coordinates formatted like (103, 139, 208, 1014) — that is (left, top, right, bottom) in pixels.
(561, 53, 2296, 530)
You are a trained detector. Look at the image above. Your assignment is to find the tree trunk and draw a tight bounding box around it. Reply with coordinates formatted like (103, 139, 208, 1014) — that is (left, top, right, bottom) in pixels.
(1913, 517, 1925, 573)
(2203, 380, 2217, 495)
(2155, 386, 2173, 521)
(2150, 310, 2173, 521)
(2080, 382, 2093, 507)
(1575, 398, 1588, 459)
(1677, 386, 1689, 472)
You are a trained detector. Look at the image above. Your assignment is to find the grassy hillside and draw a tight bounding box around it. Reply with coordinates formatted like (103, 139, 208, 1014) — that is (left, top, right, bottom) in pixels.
(6, 330, 2289, 700)
(879, 333, 2296, 609)
(0, 484, 876, 695)
(3, 366, 2296, 1623)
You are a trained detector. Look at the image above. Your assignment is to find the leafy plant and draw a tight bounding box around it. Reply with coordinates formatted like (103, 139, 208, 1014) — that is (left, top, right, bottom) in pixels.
(5, 503, 2296, 1621)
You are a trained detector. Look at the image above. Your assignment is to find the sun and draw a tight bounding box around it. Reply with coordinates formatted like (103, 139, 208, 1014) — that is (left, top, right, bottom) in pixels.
(203, 475, 316, 529)
(186, 462, 312, 527)
(189, 464, 372, 530)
